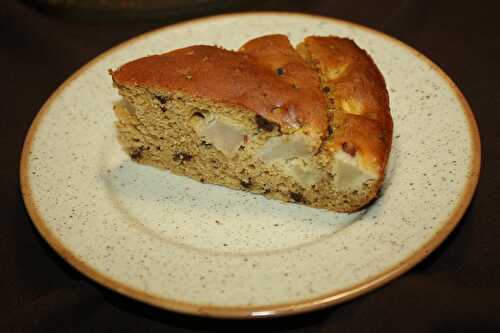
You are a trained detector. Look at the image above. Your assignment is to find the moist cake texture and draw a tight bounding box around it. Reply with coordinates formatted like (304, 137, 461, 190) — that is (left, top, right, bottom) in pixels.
(110, 34, 393, 212)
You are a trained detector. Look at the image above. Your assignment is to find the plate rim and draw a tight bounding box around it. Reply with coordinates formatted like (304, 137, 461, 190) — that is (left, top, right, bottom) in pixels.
(20, 11, 482, 318)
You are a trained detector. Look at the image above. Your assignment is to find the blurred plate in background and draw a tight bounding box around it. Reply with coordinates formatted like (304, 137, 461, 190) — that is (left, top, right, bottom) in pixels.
(23, 0, 257, 21)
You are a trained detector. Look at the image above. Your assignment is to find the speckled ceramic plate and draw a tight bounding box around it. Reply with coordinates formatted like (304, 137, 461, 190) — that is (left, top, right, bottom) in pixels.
(20, 12, 480, 318)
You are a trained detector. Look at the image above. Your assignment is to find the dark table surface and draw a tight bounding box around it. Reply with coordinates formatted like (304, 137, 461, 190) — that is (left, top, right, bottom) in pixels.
(2, 0, 499, 331)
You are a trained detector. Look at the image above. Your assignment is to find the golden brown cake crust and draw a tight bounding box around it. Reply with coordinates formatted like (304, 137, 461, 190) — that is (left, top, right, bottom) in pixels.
(111, 44, 328, 136)
(239, 34, 327, 136)
(110, 35, 393, 212)
(301, 36, 393, 177)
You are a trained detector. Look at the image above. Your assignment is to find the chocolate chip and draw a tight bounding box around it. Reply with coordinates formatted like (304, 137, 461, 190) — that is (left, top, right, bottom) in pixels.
(240, 179, 252, 188)
(342, 142, 357, 156)
(173, 152, 192, 162)
(327, 126, 333, 136)
(290, 192, 305, 203)
(255, 115, 276, 132)
(200, 140, 212, 147)
(192, 111, 205, 118)
(130, 148, 143, 161)
(155, 95, 170, 104)
(276, 67, 285, 76)
(322, 86, 331, 93)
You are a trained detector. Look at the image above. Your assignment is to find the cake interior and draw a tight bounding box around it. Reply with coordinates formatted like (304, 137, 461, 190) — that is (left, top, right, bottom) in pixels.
(113, 83, 378, 212)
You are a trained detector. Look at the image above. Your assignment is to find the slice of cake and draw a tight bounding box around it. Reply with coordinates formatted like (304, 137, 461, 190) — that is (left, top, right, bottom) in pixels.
(110, 34, 392, 212)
